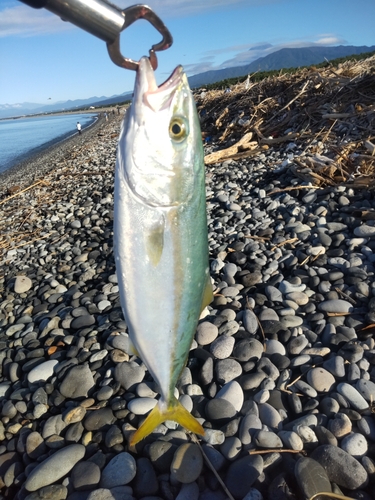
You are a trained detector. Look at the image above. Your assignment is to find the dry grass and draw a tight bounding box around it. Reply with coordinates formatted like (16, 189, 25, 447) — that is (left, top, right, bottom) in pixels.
(198, 55, 375, 187)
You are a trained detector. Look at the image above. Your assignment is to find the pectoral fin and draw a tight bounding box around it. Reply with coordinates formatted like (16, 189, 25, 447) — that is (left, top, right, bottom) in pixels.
(145, 213, 165, 267)
(201, 274, 214, 313)
(130, 397, 204, 446)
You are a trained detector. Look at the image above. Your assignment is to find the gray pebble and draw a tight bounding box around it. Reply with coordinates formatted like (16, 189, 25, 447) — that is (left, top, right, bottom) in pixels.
(71, 461, 101, 491)
(114, 361, 145, 390)
(210, 335, 235, 359)
(60, 365, 95, 399)
(220, 436, 242, 460)
(355, 379, 375, 402)
(25, 444, 85, 491)
(341, 432, 368, 457)
(215, 358, 242, 384)
(100, 452, 136, 488)
(311, 444, 368, 490)
(216, 380, 244, 412)
(225, 455, 263, 499)
(307, 367, 336, 393)
(127, 398, 157, 415)
(170, 443, 203, 483)
(196, 322, 218, 345)
(14, 275, 32, 293)
(337, 382, 369, 411)
(318, 299, 353, 313)
(242, 309, 258, 334)
(255, 430, 283, 448)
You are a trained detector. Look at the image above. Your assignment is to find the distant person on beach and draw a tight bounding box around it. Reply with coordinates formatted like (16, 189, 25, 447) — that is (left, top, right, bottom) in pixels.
(76, 122, 82, 134)
(104, 112, 108, 121)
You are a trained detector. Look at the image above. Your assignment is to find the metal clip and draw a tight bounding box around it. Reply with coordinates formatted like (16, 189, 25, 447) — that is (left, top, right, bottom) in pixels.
(107, 4, 173, 71)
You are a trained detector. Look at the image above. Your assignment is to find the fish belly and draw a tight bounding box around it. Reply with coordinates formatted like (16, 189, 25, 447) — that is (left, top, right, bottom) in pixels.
(114, 166, 208, 402)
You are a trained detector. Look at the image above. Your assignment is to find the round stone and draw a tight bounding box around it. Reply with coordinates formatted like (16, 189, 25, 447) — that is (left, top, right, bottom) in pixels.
(340, 432, 368, 458)
(225, 455, 263, 499)
(233, 338, 263, 362)
(318, 300, 353, 314)
(311, 444, 368, 490)
(14, 275, 32, 293)
(127, 398, 157, 415)
(258, 403, 282, 430)
(216, 380, 244, 412)
(278, 430, 303, 451)
(307, 367, 336, 393)
(196, 322, 218, 345)
(265, 339, 286, 356)
(170, 443, 203, 483)
(295, 457, 332, 499)
(215, 358, 242, 384)
(242, 309, 258, 334)
(60, 365, 95, 399)
(114, 361, 145, 390)
(355, 379, 375, 402)
(239, 414, 262, 445)
(220, 436, 242, 461)
(70, 314, 96, 330)
(210, 335, 235, 359)
(100, 452, 136, 488)
(148, 441, 178, 473)
(337, 383, 369, 411)
(205, 398, 237, 422)
(25, 444, 85, 491)
(134, 457, 158, 497)
(84, 408, 116, 431)
(27, 360, 58, 384)
(328, 413, 352, 438)
(26, 432, 47, 459)
(71, 461, 101, 491)
(255, 430, 283, 448)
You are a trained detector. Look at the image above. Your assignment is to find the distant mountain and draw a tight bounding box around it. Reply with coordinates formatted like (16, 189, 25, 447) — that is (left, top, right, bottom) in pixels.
(188, 45, 375, 88)
(0, 92, 133, 119)
(2, 45, 374, 118)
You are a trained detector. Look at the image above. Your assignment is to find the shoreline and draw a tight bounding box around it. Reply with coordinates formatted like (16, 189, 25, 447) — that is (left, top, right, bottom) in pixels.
(0, 113, 110, 197)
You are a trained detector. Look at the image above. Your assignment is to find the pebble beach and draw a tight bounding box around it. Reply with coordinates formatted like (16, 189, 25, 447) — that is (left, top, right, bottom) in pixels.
(1, 59, 375, 500)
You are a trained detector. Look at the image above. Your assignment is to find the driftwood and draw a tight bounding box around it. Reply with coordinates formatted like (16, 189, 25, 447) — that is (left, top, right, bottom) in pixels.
(204, 131, 261, 164)
(199, 54, 375, 188)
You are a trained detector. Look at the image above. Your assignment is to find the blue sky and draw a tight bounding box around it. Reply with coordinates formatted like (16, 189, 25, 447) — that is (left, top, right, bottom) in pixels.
(1, 0, 374, 105)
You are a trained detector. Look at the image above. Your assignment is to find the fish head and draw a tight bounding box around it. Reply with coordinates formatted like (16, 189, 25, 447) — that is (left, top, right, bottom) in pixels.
(120, 57, 202, 208)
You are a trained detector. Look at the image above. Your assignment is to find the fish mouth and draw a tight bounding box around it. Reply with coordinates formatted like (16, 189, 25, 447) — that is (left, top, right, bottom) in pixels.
(135, 57, 184, 112)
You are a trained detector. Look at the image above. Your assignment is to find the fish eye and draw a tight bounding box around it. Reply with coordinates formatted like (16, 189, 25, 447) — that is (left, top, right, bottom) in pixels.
(169, 117, 188, 142)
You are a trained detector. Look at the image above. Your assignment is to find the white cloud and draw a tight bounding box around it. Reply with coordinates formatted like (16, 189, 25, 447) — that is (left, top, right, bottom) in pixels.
(183, 35, 348, 75)
(315, 35, 345, 45)
(0, 5, 73, 37)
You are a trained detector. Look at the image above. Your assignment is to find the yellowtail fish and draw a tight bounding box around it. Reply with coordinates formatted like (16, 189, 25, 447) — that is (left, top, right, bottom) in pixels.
(114, 57, 213, 445)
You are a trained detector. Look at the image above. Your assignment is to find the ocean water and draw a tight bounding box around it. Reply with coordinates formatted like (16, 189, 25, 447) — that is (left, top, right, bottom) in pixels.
(0, 113, 98, 174)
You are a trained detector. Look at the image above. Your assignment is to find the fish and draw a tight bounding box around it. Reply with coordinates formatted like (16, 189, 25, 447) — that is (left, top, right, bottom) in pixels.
(114, 57, 213, 446)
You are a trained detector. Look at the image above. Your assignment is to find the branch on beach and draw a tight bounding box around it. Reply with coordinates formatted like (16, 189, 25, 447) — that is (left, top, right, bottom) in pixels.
(204, 131, 261, 164)
(0, 180, 50, 206)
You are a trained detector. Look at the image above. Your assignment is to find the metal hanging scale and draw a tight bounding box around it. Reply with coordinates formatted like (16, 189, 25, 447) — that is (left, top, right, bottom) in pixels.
(18, 0, 173, 70)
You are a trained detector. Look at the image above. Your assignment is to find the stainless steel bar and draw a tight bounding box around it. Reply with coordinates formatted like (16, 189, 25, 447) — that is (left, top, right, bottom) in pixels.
(44, 0, 125, 43)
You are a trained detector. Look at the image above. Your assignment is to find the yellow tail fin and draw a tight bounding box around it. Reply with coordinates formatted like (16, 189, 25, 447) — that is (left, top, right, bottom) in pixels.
(130, 397, 204, 446)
